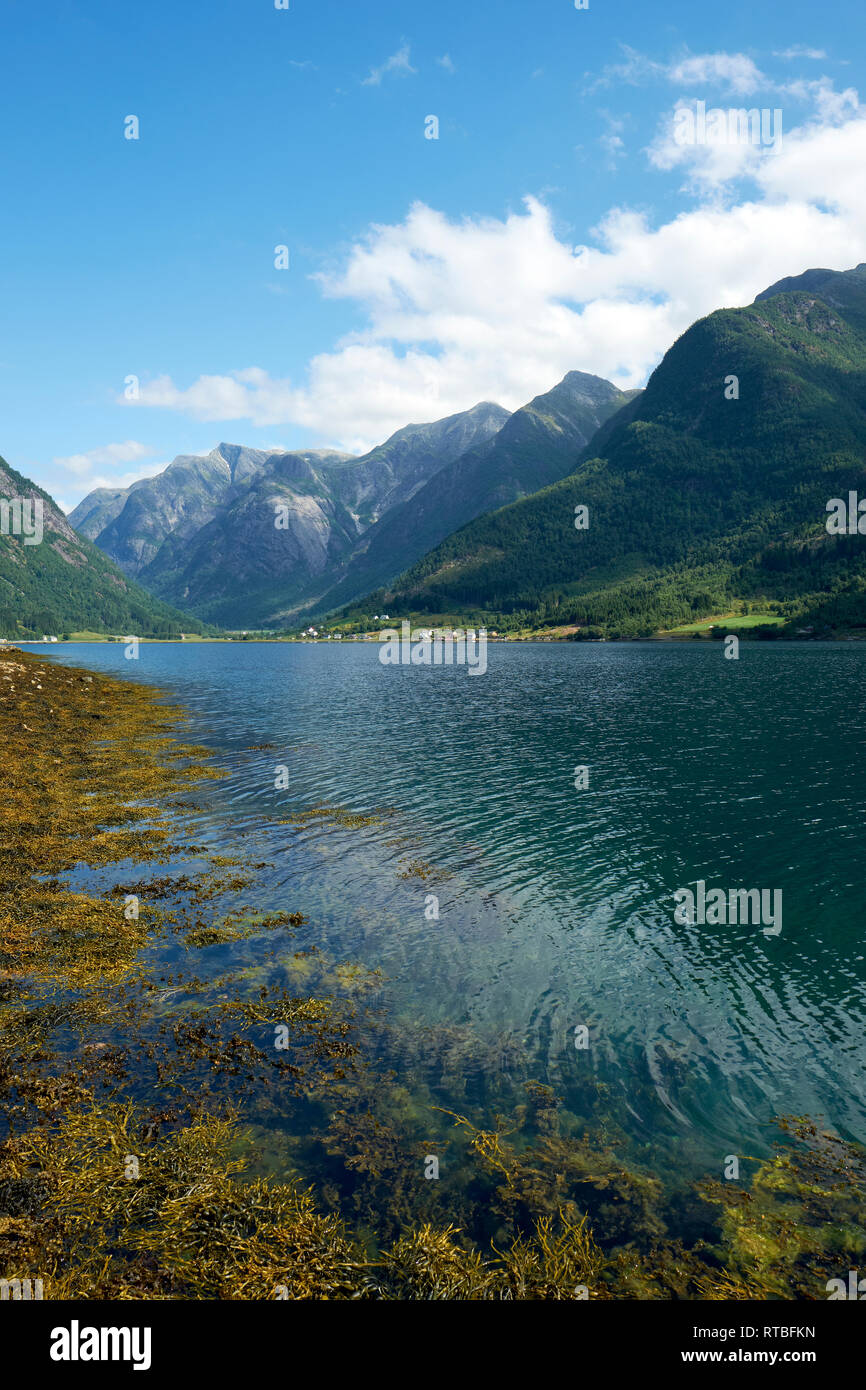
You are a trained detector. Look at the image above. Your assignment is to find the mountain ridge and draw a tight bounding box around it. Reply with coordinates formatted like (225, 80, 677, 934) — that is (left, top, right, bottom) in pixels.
(339, 264, 866, 637)
(303, 371, 638, 619)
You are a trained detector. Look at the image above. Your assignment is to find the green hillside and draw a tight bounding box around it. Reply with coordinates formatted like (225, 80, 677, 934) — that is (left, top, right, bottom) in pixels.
(307, 372, 637, 616)
(339, 265, 866, 638)
(0, 453, 209, 638)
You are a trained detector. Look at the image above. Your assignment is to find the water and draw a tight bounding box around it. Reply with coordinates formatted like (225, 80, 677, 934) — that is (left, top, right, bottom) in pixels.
(34, 639, 866, 1187)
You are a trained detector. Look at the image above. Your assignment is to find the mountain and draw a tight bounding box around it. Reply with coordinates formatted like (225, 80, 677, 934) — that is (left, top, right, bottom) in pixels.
(0, 454, 208, 638)
(343, 264, 866, 637)
(69, 442, 342, 578)
(71, 405, 510, 628)
(318, 402, 511, 528)
(754, 267, 854, 303)
(307, 371, 638, 616)
(70, 374, 634, 629)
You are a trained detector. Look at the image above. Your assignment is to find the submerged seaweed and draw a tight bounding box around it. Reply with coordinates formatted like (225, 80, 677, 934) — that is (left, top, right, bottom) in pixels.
(1, 648, 862, 1300)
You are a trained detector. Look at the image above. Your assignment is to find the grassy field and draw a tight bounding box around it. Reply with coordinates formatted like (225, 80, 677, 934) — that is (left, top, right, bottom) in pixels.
(659, 612, 786, 636)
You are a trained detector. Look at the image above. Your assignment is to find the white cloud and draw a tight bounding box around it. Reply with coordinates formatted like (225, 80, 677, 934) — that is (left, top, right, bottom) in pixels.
(587, 47, 769, 96)
(87, 463, 169, 491)
(362, 43, 416, 87)
(648, 81, 863, 194)
(774, 46, 828, 61)
(667, 52, 767, 96)
(781, 77, 860, 122)
(49, 441, 168, 506)
(585, 47, 663, 92)
(599, 112, 627, 169)
(648, 102, 769, 191)
(757, 111, 866, 216)
(54, 440, 154, 477)
(437, 54, 456, 74)
(121, 87, 866, 454)
(600, 132, 625, 167)
(590, 45, 837, 100)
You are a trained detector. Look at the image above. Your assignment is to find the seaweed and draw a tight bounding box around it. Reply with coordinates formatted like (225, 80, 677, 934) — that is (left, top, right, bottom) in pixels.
(1, 648, 861, 1301)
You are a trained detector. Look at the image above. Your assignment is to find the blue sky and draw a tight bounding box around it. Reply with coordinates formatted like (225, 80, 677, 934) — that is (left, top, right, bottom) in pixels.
(1, 0, 864, 509)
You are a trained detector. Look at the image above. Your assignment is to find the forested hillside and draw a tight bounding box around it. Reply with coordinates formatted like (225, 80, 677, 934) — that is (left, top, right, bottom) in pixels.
(0, 454, 207, 637)
(340, 265, 866, 637)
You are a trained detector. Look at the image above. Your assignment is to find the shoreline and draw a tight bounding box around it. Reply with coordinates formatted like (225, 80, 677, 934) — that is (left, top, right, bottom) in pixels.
(8, 630, 865, 647)
(1, 648, 863, 1300)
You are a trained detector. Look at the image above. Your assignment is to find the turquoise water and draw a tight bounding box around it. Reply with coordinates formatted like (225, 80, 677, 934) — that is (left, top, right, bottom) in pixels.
(39, 640, 866, 1185)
